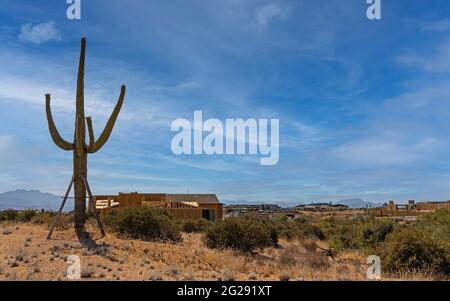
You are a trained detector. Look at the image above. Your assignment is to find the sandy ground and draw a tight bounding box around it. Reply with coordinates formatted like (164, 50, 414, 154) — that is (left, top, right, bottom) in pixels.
(0, 222, 368, 281)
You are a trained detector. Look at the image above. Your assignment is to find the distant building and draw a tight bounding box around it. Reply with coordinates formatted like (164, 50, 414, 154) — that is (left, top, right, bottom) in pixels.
(91, 193, 223, 222)
(370, 200, 450, 217)
(294, 202, 348, 212)
(223, 203, 298, 219)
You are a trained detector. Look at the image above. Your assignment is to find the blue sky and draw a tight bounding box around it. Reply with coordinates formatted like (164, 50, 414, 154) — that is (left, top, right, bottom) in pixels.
(1, 0, 450, 204)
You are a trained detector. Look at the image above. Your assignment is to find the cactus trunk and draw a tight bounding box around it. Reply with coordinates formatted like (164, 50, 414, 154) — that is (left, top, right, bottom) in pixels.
(73, 152, 87, 231)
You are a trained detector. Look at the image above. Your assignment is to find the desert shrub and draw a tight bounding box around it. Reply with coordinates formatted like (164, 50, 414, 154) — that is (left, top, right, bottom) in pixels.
(31, 212, 73, 230)
(324, 216, 395, 252)
(271, 216, 325, 241)
(30, 212, 54, 225)
(180, 218, 212, 233)
(278, 245, 300, 266)
(303, 252, 330, 270)
(0, 210, 19, 221)
(380, 229, 450, 277)
(105, 207, 181, 242)
(301, 223, 326, 240)
(415, 209, 450, 242)
(328, 224, 360, 250)
(205, 217, 277, 253)
(18, 210, 38, 222)
(360, 219, 395, 249)
(0, 210, 59, 224)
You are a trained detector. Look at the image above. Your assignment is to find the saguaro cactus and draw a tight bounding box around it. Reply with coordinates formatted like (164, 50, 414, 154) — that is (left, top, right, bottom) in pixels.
(45, 37, 126, 233)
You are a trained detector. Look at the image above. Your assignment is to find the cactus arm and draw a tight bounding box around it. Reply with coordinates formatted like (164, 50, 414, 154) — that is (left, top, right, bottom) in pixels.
(88, 85, 126, 153)
(86, 117, 96, 152)
(45, 94, 73, 151)
(75, 115, 84, 156)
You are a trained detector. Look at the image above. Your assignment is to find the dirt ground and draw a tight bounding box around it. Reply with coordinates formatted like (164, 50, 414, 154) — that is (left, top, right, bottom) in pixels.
(0, 222, 368, 281)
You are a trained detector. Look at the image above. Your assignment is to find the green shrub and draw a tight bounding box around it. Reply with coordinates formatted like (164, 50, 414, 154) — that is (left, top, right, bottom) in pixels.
(360, 219, 395, 249)
(0, 210, 39, 222)
(181, 218, 212, 233)
(16, 210, 38, 222)
(205, 217, 277, 253)
(0, 210, 19, 221)
(328, 225, 360, 250)
(270, 216, 324, 241)
(380, 229, 450, 277)
(415, 209, 450, 242)
(323, 216, 395, 252)
(105, 207, 181, 242)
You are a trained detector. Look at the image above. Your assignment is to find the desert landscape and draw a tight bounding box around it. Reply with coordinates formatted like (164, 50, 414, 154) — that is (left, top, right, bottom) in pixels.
(0, 221, 365, 281)
(0, 207, 448, 281)
(1, 1, 450, 288)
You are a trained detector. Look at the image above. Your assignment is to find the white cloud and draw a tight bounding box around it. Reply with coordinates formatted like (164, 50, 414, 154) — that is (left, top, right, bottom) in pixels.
(421, 18, 450, 32)
(256, 3, 289, 28)
(0, 134, 14, 152)
(333, 137, 439, 167)
(18, 20, 61, 45)
(396, 41, 450, 73)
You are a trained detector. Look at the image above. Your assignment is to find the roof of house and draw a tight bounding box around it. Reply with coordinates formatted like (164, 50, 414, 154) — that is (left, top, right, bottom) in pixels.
(166, 194, 222, 204)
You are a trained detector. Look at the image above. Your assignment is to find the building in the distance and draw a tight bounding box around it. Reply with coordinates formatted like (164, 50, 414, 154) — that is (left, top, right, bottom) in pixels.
(370, 200, 450, 217)
(294, 202, 349, 212)
(91, 193, 223, 222)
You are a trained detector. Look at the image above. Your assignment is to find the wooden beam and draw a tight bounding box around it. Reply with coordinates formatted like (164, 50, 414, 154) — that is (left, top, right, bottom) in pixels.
(82, 176, 106, 237)
(47, 176, 74, 239)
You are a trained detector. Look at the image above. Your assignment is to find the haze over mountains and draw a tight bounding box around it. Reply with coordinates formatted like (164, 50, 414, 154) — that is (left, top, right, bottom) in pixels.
(0, 189, 385, 211)
(0, 189, 61, 211)
(223, 198, 384, 209)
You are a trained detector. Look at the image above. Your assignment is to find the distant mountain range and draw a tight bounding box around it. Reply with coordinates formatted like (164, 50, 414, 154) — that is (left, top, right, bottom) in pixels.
(0, 189, 62, 211)
(0, 190, 384, 211)
(223, 198, 384, 209)
(223, 199, 295, 209)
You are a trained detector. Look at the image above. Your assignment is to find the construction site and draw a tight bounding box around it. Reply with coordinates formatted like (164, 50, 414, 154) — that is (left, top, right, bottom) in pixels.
(92, 193, 223, 222)
(368, 200, 450, 218)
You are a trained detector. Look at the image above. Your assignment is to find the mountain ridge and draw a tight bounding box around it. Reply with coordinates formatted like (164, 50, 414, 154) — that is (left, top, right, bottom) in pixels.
(0, 189, 62, 211)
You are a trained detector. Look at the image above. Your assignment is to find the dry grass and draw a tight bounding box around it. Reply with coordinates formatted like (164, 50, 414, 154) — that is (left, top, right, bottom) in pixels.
(0, 221, 415, 281)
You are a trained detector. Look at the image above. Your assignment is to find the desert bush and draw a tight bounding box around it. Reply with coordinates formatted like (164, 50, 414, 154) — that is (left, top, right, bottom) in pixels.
(0, 210, 73, 229)
(323, 216, 395, 252)
(415, 209, 450, 242)
(303, 252, 330, 270)
(205, 217, 277, 253)
(278, 244, 300, 266)
(0, 210, 19, 221)
(380, 229, 450, 277)
(360, 218, 395, 249)
(270, 216, 325, 241)
(180, 218, 212, 233)
(328, 224, 360, 251)
(279, 273, 290, 281)
(30, 212, 54, 225)
(30, 212, 73, 230)
(81, 267, 94, 279)
(105, 207, 181, 242)
(17, 210, 38, 222)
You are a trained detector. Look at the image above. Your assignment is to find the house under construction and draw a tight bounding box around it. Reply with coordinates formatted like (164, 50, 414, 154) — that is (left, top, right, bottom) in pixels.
(369, 200, 450, 217)
(91, 193, 223, 222)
